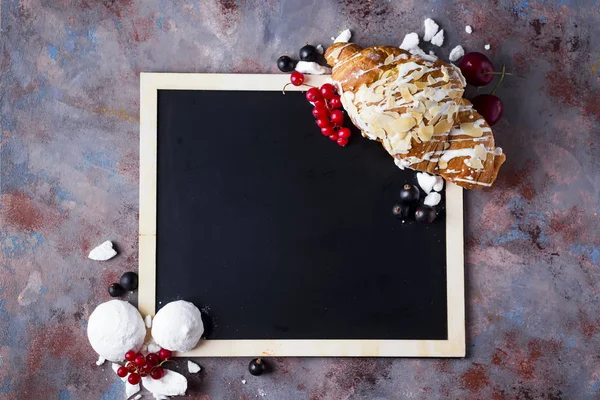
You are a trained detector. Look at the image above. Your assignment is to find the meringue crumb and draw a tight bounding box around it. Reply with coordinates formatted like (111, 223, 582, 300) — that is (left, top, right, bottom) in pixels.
(188, 361, 201, 373)
(465, 25, 473, 34)
(431, 29, 444, 47)
(95, 356, 106, 366)
(316, 44, 324, 55)
(133, 395, 142, 400)
(242, 380, 247, 385)
(484, 44, 491, 50)
(333, 28, 351, 43)
(145, 314, 152, 329)
(423, 18, 439, 42)
(429, 50, 435, 56)
(424, 192, 442, 207)
(449, 45, 465, 62)
(400, 32, 420, 50)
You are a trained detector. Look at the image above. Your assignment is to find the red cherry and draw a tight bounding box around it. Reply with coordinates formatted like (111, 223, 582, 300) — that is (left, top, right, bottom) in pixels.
(146, 353, 160, 367)
(125, 350, 137, 362)
(117, 366, 129, 378)
(330, 110, 344, 126)
(328, 134, 338, 141)
(458, 52, 495, 86)
(312, 106, 330, 119)
(134, 354, 146, 367)
(128, 372, 141, 385)
(313, 99, 326, 108)
(158, 348, 172, 361)
(337, 137, 349, 147)
(140, 364, 153, 376)
(305, 87, 322, 102)
(320, 83, 337, 99)
(126, 362, 136, 372)
(150, 367, 165, 380)
(316, 117, 331, 129)
(337, 127, 351, 139)
(329, 96, 342, 109)
(321, 126, 335, 137)
(472, 94, 503, 126)
(290, 72, 304, 86)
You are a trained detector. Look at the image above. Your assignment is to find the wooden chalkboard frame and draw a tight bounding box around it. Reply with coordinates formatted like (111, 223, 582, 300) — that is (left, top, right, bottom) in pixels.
(138, 73, 465, 357)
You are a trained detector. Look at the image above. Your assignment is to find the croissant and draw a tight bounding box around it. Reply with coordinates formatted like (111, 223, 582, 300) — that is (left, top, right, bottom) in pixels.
(324, 42, 505, 189)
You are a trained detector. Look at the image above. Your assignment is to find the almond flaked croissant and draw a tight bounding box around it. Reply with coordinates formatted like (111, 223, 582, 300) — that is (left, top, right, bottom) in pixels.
(325, 42, 505, 189)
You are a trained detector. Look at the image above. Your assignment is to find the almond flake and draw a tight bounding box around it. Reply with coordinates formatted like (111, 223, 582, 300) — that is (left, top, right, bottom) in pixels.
(434, 118, 453, 135)
(417, 125, 434, 141)
(374, 85, 385, 94)
(427, 74, 436, 85)
(389, 116, 417, 133)
(400, 87, 414, 102)
(474, 144, 487, 160)
(460, 122, 484, 137)
(411, 111, 423, 124)
(469, 157, 484, 170)
(414, 81, 429, 89)
(438, 159, 448, 169)
(384, 54, 395, 65)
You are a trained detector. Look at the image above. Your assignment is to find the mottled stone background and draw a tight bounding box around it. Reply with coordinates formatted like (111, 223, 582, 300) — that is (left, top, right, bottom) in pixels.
(1, 0, 599, 399)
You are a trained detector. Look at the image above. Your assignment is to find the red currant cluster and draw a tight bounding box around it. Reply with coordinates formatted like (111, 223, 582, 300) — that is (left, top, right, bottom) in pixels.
(289, 72, 352, 147)
(116, 348, 172, 385)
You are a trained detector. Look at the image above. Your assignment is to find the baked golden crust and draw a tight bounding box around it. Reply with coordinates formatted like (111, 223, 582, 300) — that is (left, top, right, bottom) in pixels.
(325, 42, 505, 189)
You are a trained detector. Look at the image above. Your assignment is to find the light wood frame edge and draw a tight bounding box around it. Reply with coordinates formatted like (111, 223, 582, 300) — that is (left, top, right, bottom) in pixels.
(138, 73, 465, 357)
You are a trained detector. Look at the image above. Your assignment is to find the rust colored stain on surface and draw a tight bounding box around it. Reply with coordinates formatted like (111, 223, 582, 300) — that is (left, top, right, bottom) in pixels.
(1, 191, 43, 231)
(460, 363, 490, 392)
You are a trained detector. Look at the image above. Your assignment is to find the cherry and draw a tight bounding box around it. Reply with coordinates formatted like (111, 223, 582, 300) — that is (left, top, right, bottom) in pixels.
(472, 94, 503, 126)
(330, 110, 344, 126)
(320, 83, 337, 99)
(290, 72, 304, 86)
(316, 117, 331, 129)
(128, 372, 141, 385)
(321, 126, 335, 137)
(313, 99, 326, 108)
(146, 353, 160, 367)
(150, 367, 165, 380)
(328, 134, 338, 141)
(306, 87, 322, 102)
(337, 137, 349, 147)
(126, 362, 136, 372)
(337, 127, 351, 139)
(125, 350, 137, 362)
(134, 354, 146, 367)
(458, 52, 494, 86)
(116, 366, 129, 378)
(312, 106, 330, 119)
(329, 96, 342, 109)
(158, 348, 172, 361)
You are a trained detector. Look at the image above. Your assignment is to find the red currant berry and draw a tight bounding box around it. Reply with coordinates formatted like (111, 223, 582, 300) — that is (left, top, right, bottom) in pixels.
(125, 350, 137, 362)
(146, 353, 160, 367)
(312, 106, 330, 119)
(134, 354, 146, 367)
(117, 366, 129, 378)
(126, 362, 136, 372)
(329, 96, 342, 109)
(330, 110, 344, 126)
(321, 126, 335, 137)
(320, 83, 337, 99)
(305, 87, 322, 102)
(140, 364, 153, 376)
(128, 372, 141, 385)
(290, 72, 304, 86)
(316, 117, 331, 129)
(329, 134, 338, 141)
(313, 99, 326, 108)
(158, 348, 172, 361)
(337, 127, 351, 139)
(150, 366, 165, 380)
(337, 137, 349, 147)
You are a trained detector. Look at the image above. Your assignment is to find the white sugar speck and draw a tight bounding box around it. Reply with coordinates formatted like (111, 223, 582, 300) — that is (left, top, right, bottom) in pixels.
(465, 25, 473, 34)
(484, 44, 491, 50)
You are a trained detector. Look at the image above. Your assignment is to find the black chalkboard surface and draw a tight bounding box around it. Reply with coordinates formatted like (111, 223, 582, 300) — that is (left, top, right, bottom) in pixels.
(139, 73, 465, 357)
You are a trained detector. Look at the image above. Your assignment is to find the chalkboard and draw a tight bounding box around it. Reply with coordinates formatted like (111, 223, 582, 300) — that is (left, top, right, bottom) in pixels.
(139, 74, 465, 357)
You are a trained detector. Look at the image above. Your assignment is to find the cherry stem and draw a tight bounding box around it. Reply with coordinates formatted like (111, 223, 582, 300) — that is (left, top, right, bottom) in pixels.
(483, 71, 526, 79)
(490, 64, 506, 96)
(282, 83, 316, 95)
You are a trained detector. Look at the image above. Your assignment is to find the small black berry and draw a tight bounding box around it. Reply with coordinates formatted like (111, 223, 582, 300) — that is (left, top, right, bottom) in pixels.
(415, 206, 437, 224)
(399, 184, 420, 204)
(299, 45, 318, 62)
(108, 283, 125, 297)
(120, 272, 139, 291)
(277, 56, 296, 72)
(248, 358, 266, 376)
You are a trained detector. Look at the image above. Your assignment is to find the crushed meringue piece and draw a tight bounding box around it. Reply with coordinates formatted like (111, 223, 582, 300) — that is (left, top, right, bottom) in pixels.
(148, 343, 161, 354)
(88, 240, 117, 261)
(417, 172, 437, 194)
(429, 50, 435, 56)
(333, 28, 351, 43)
(484, 44, 491, 50)
(433, 177, 444, 192)
(187, 361, 201, 373)
(126, 382, 140, 399)
(465, 25, 472, 34)
(423, 18, 439, 42)
(133, 395, 142, 400)
(145, 315, 152, 329)
(316, 44, 324, 55)
(295, 61, 331, 75)
(400, 32, 420, 50)
(431, 29, 444, 47)
(242, 380, 247, 385)
(424, 192, 442, 207)
(142, 369, 188, 399)
(95, 356, 106, 366)
(449, 45, 464, 62)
